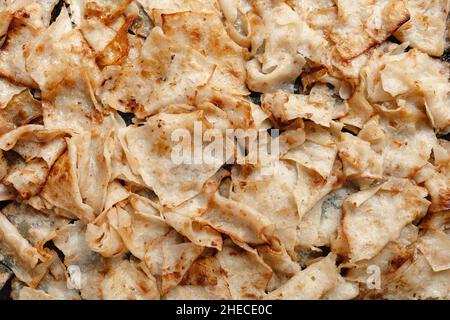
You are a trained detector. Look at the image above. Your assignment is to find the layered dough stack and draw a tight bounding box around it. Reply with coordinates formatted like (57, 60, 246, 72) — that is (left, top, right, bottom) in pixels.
(0, 0, 449, 300)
